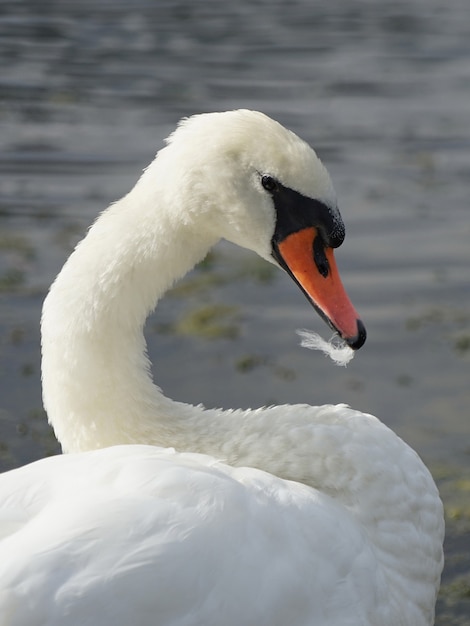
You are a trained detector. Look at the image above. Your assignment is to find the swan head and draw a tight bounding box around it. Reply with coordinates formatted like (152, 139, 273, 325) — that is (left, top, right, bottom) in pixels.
(157, 110, 366, 349)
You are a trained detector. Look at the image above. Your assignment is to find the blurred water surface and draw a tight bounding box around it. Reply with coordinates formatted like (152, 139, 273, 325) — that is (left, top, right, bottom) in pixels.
(0, 0, 469, 622)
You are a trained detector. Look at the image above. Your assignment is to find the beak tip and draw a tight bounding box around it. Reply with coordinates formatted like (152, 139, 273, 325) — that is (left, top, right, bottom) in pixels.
(345, 319, 367, 351)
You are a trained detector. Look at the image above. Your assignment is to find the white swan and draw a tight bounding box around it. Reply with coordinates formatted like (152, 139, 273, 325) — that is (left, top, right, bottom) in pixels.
(0, 110, 443, 626)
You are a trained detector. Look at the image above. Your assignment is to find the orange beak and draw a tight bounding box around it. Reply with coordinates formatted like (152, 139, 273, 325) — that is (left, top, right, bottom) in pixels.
(274, 227, 366, 350)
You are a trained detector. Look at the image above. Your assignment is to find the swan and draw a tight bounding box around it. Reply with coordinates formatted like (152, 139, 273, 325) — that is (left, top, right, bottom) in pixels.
(0, 110, 443, 626)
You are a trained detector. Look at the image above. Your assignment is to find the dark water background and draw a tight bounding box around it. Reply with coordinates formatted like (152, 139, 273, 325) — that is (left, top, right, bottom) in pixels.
(0, 0, 469, 622)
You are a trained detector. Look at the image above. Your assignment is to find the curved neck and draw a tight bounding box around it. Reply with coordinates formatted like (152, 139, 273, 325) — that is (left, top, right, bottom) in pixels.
(41, 177, 218, 453)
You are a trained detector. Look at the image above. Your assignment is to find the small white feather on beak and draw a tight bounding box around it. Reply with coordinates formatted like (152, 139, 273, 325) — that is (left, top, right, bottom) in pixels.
(296, 329, 355, 367)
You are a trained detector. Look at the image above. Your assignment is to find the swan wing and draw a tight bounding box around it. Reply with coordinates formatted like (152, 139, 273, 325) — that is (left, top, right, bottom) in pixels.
(0, 445, 378, 626)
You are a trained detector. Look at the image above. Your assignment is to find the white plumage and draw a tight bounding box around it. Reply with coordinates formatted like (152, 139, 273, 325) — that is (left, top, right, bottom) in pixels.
(0, 110, 444, 625)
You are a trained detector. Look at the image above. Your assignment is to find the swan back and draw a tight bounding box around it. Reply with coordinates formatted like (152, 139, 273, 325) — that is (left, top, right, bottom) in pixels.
(0, 439, 443, 626)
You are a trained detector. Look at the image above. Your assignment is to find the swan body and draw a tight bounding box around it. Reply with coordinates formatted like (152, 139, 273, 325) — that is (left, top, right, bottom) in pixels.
(0, 110, 443, 625)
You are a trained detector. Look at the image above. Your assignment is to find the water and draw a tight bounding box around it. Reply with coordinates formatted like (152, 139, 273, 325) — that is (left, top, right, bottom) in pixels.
(1, 0, 469, 622)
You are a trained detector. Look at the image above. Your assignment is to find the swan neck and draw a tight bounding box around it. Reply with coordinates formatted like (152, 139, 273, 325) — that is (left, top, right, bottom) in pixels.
(41, 174, 217, 453)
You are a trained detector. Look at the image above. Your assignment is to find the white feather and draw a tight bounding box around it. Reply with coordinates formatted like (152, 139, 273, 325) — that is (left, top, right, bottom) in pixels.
(297, 329, 355, 366)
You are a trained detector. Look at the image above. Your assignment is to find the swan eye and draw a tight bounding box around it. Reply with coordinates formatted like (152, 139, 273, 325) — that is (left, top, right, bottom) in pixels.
(261, 175, 279, 193)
